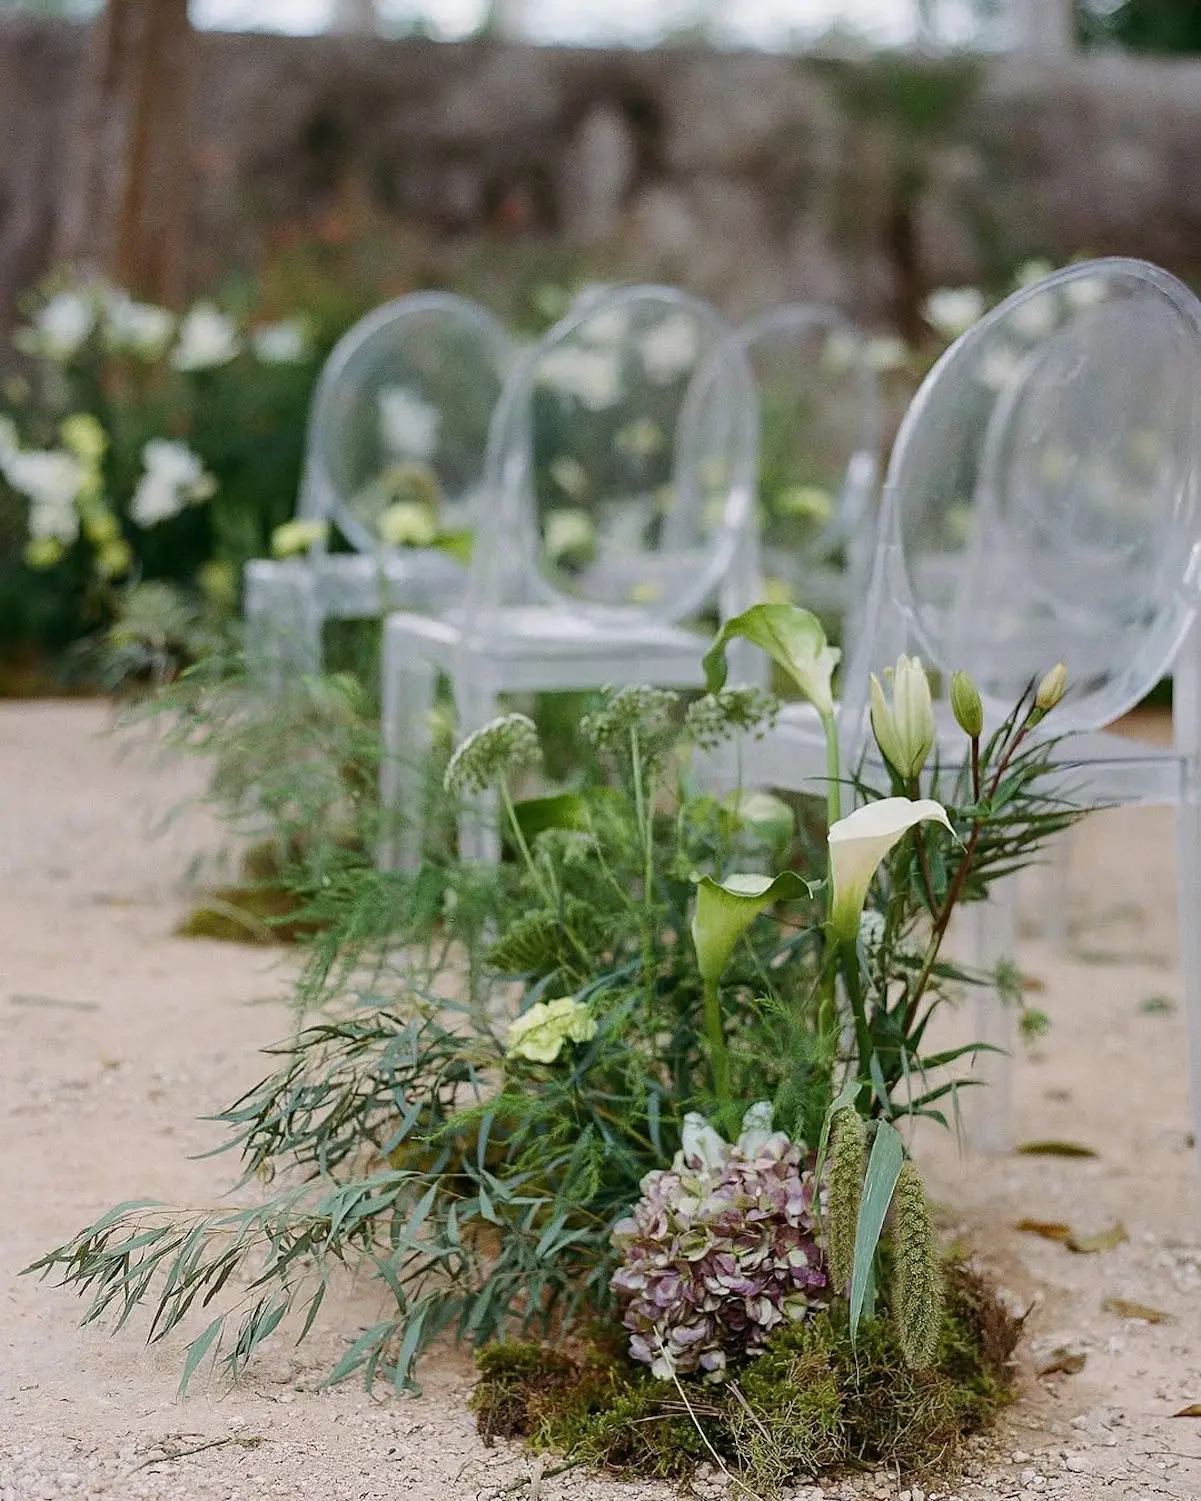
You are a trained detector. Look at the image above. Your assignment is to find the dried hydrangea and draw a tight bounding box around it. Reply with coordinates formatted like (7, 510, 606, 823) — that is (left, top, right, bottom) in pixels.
(444, 713, 541, 796)
(611, 1105, 828, 1382)
(581, 685, 680, 769)
(685, 686, 781, 751)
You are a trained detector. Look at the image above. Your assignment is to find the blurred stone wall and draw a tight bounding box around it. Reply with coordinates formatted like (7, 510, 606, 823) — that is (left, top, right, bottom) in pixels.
(4, 18, 1201, 329)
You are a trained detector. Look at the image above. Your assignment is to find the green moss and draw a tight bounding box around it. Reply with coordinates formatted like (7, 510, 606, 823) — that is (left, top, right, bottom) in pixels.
(174, 838, 343, 946)
(471, 1261, 1020, 1493)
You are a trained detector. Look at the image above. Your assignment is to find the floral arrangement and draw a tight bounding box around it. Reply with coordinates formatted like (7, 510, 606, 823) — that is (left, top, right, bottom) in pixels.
(0, 276, 322, 672)
(32, 596, 1077, 1468)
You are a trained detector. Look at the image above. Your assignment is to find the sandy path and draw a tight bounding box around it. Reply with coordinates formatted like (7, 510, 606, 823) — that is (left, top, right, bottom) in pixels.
(1, 702, 1199, 1501)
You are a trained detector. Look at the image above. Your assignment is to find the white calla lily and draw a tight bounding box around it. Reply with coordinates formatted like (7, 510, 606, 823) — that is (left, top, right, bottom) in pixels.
(828, 798, 952, 941)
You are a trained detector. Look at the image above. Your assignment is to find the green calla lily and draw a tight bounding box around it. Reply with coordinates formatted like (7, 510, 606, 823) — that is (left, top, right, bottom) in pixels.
(703, 603, 840, 716)
(692, 870, 815, 987)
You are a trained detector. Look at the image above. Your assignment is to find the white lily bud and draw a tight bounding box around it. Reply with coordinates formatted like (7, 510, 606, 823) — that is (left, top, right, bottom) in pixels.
(871, 655, 935, 779)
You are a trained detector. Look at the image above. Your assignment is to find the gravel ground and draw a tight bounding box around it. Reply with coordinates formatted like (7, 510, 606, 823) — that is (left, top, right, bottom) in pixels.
(1, 701, 1199, 1501)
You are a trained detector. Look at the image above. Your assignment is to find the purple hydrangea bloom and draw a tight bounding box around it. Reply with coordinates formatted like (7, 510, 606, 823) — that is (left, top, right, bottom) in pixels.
(611, 1105, 829, 1380)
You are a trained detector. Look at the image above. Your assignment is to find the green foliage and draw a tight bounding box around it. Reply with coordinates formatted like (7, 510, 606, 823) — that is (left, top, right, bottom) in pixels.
(30, 629, 1074, 1425)
(471, 1258, 1020, 1491)
(1080, 0, 1201, 52)
(825, 1108, 865, 1294)
(892, 1162, 944, 1370)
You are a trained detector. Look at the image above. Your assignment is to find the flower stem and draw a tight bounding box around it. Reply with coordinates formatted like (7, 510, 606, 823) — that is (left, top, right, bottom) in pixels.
(821, 707, 842, 831)
(702, 976, 732, 1106)
(839, 939, 876, 1114)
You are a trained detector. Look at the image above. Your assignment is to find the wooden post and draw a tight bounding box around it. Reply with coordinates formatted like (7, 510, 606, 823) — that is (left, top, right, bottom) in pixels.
(56, 0, 194, 305)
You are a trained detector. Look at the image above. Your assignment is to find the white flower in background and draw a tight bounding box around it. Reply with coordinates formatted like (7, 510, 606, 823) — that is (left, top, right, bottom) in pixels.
(378, 500, 436, 548)
(821, 329, 859, 374)
(16, 290, 96, 362)
(271, 519, 328, 558)
(828, 797, 952, 941)
(923, 287, 985, 341)
(130, 439, 216, 527)
(0, 415, 19, 460)
(549, 455, 588, 497)
(544, 507, 595, 562)
(103, 292, 175, 360)
(1065, 275, 1107, 310)
(170, 301, 240, 372)
(252, 317, 311, 364)
(614, 417, 664, 460)
(6, 449, 86, 544)
(640, 314, 698, 383)
(1010, 291, 1057, 341)
(1015, 258, 1056, 288)
(538, 346, 623, 411)
(864, 335, 909, 373)
(977, 344, 1022, 391)
(378, 387, 440, 460)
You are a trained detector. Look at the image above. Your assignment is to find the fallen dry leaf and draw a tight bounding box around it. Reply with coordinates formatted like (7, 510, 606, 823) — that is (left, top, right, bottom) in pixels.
(1171, 1404, 1201, 1418)
(1037, 1348, 1086, 1377)
(1102, 1297, 1170, 1324)
(1016, 1219, 1071, 1242)
(1016, 1140, 1098, 1158)
(1066, 1222, 1128, 1254)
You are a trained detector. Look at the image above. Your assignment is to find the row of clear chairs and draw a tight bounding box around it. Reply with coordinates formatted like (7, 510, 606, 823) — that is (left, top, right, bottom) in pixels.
(241, 263, 1201, 1169)
(244, 289, 879, 692)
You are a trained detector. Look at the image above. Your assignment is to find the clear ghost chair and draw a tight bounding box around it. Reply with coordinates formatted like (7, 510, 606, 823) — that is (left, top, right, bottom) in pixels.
(243, 293, 512, 683)
(377, 284, 759, 871)
(736, 305, 881, 661)
(699, 258, 1201, 1166)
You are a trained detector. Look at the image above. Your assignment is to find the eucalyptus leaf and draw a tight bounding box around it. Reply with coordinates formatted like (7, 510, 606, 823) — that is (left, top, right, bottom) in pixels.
(849, 1118, 905, 1343)
(691, 870, 816, 986)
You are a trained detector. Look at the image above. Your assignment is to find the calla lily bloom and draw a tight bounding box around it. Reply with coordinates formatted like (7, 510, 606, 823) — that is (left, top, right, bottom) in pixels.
(828, 798, 952, 941)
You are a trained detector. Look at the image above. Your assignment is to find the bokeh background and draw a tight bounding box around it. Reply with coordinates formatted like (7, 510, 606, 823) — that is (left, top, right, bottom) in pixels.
(0, 0, 1195, 688)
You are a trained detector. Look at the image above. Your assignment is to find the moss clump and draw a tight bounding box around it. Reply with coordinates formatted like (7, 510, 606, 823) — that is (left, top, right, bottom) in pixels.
(174, 837, 356, 945)
(472, 1260, 1020, 1492)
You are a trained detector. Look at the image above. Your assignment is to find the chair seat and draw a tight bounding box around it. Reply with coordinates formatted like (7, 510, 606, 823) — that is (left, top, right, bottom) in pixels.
(383, 606, 710, 693)
(247, 552, 468, 620)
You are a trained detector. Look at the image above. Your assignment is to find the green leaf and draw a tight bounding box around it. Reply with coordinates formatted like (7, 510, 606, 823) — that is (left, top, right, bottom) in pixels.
(1066, 1221, 1128, 1254)
(691, 870, 816, 986)
(720, 790, 795, 851)
(702, 603, 839, 714)
(178, 1315, 224, 1397)
(1016, 1139, 1098, 1158)
(849, 1119, 905, 1343)
(431, 528, 474, 564)
(512, 792, 590, 841)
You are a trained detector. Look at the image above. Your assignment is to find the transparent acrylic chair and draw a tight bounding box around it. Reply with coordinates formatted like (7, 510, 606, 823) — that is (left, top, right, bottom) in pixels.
(244, 293, 512, 683)
(377, 284, 759, 871)
(701, 258, 1201, 1164)
(736, 305, 881, 659)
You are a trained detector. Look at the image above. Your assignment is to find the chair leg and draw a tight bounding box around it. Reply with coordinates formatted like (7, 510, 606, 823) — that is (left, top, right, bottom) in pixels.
(378, 643, 437, 874)
(1175, 796, 1201, 1176)
(244, 562, 322, 689)
(966, 879, 1021, 1156)
(453, 674, 501, 865)
(1039, 831, 1073, 947)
